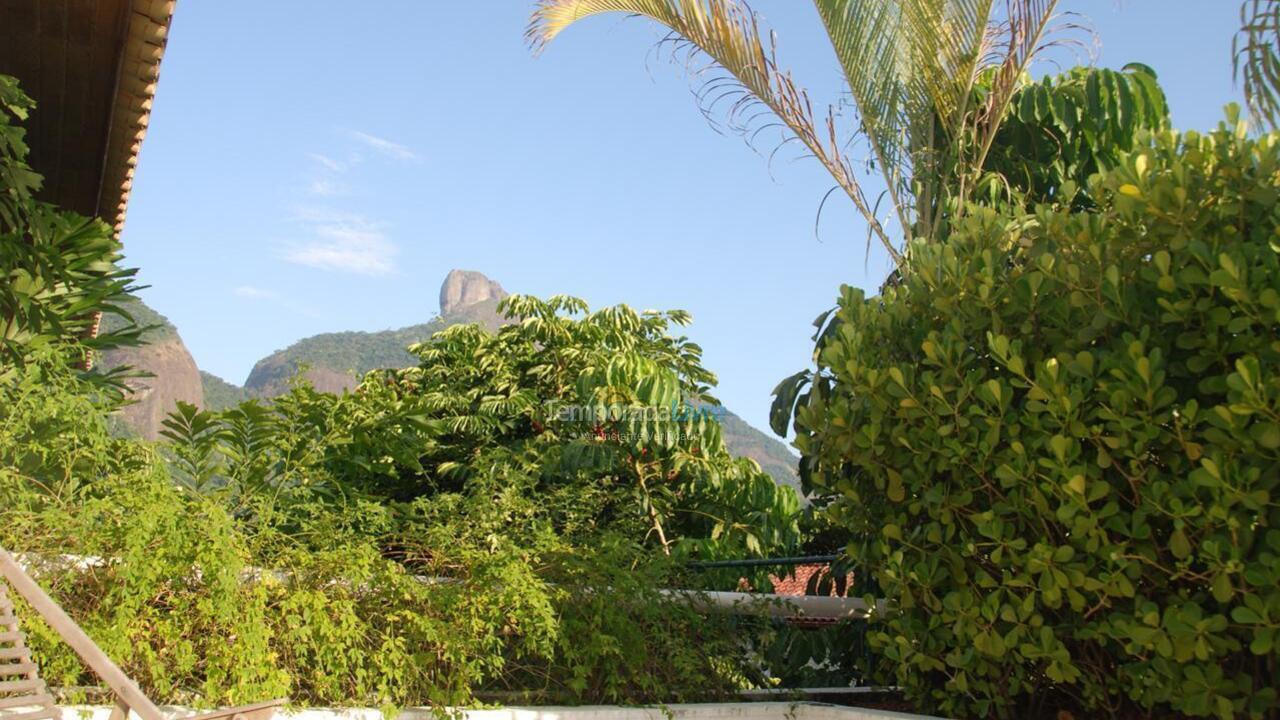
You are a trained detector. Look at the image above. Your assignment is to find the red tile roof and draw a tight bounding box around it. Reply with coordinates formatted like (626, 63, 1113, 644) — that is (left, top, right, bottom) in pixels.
(769, 563, 853, 597)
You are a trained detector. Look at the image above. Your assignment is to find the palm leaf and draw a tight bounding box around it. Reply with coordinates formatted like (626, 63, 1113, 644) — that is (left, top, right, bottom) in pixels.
(813, 0, 998, 239)
(1236, 0, 1280, 130)
(812, 0, 912, 235)
(899, 0, 995, 135)
(529, 0, 901, 263)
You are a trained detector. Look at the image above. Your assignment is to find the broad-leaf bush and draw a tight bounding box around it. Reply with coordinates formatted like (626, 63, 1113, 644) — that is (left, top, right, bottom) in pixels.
(776, 113, 1280, 718)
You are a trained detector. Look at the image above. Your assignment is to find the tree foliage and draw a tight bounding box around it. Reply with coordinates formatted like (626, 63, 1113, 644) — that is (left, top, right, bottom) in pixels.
(2, 317, 785, 708)
(165, 295, 800, 564)
(773, 114, 1280, 718)
(978, 63, 1169, 210)
(0, 76, 144, 376)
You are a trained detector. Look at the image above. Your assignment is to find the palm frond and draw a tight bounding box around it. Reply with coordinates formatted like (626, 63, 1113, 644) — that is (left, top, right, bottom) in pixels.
(899, 0, 995, 136)
(976, 0, 1060, 148)
(1236, 0, 1280, 130)
(812, 0, 914, 237)
(529, 0, 902, 263)
(817, 0, 1061, 236)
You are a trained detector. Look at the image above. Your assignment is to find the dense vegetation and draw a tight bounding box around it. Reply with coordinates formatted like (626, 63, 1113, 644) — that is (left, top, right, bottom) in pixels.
(5, 304, 800, 707)
(163, 294, 800, 562)
(183, 295, 803, 491)
(3, 352, 763, 707)
(0, 74, 803, 708)
(5, 0, 1280, 714)
(775, 115, 1280, 718)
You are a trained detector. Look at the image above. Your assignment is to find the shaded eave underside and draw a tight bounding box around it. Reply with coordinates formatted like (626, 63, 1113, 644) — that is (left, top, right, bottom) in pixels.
(0, 0, 175, 235)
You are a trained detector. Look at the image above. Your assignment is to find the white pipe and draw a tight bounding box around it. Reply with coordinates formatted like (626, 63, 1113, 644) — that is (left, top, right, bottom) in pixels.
(11, 554, 887, 621)
(661, 589, 882, 620)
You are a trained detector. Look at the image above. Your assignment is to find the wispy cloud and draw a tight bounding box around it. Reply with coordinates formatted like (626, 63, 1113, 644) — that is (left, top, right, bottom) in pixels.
(233, 285, 278, 299)
(307, 178, 344, 197)
(283, 209, 399, 276)
(309, 153, 345, 173)
(347, 130, 419, 162)
(304, 153, 348, 197)
(291, 132, 412, 267)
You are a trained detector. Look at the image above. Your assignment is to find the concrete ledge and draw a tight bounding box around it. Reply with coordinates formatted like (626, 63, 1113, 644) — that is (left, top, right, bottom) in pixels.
(51, 703, 946, 720)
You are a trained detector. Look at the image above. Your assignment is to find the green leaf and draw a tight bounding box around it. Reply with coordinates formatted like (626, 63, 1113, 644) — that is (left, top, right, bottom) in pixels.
(1170, 529, 1192, 560)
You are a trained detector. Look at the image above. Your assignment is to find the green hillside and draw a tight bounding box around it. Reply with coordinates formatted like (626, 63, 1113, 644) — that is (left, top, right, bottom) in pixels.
(200, 371, 254, 411)
(99, 296, 178, 343)
(244, 320, 443, 396)
(243, 297, 506, 395)
(717, 409, 801, 494)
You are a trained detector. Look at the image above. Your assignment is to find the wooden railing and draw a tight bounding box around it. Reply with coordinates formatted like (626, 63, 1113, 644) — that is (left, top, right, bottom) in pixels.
(0, 548, 284, 720)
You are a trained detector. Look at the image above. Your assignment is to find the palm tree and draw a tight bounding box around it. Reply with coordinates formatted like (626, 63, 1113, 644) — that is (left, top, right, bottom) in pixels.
(528, 0, 1063, 264)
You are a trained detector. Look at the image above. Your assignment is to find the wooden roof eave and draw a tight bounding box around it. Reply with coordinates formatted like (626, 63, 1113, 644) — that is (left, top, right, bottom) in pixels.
(99, 0, 175, 238)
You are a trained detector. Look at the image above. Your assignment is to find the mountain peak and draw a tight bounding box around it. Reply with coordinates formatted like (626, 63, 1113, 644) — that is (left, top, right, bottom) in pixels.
(439, 269, 508, 317)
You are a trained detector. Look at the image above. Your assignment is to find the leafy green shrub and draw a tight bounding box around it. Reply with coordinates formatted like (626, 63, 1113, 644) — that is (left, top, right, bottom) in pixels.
(774, 113, 1280, 718)
(0, 356, 286, 705)
(398, 295, 799, 562)
(3, 466, 555, 708)
(981, 63, 1170, 210)
(400, 463, 750, 703)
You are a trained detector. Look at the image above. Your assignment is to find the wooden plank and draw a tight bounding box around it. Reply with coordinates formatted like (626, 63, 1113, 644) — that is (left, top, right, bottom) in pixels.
(106, 698, 129, 720)
(0, 616, 21, 627)
(2, 707, 61, 720)
(0, 693, 55, 710)
(186, 699, 287, 720)
(0, 647, 31, 660)
(0, 631, 26, 644)
(0, 678, 43, 694)
(0, 661, 37, 676)
(0, 550, 165, 720)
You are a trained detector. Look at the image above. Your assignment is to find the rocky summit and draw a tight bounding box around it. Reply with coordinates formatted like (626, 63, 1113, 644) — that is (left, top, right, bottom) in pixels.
(439, 269, 508, 317)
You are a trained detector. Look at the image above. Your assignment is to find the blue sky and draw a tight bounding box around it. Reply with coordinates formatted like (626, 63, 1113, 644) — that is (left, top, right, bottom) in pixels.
(123, 1, 1244, 435)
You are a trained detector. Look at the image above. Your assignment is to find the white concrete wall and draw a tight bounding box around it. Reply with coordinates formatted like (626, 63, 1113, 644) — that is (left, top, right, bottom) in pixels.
(51, 703, 944, 720)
